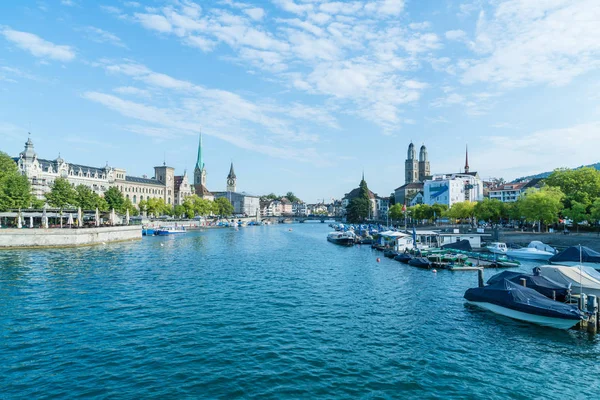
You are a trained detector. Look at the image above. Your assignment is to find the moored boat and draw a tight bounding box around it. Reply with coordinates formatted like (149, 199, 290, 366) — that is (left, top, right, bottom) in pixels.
(464, 279, 583, 329)
(408, 257, 432, 269)
(327, 231, 355, 246)
(549, 246, 600, 269)
(487, 242, 508, 255)
(142, 228, 155, 236)
(155, 226, 186, 235)
(394, 253, 412, 263)
(536, 265, 600, 298)
(487, 271, 571, 302)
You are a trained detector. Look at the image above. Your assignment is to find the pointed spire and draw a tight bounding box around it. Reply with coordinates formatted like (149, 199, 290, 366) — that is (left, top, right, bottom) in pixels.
(195, 130, 204, 171)
(228, 162, 236, 179)
(464, 144, 470, 173)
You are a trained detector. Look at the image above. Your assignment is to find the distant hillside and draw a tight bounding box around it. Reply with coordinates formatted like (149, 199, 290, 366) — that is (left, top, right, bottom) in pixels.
(514, 162, 600, 182)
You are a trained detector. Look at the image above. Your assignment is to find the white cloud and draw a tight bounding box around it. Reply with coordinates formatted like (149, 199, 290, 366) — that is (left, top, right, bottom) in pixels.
(114, 86, 151, 98)
(461, 0, 600, 88)
(84, 26, 127, 48)
(445, 29, 466, 41)
(244, 7, 265, 21)
(61, 0, 76, 6)
(409, 22, 431, 30)
(1, 28, 75, 62)
(134, 13, 173, 33)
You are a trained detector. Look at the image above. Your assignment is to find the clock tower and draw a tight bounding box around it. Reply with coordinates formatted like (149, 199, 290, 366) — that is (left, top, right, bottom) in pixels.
(226, 162, 236, 192)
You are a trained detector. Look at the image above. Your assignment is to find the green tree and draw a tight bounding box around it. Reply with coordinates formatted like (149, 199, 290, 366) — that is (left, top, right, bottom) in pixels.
(388, 204, 405, 221)
(285, 192, 301, 203)
(545, 167, 600, 208)
(173, 204, 186, 218)
(474, 198, 505, 223)
(0, 151, 34, 211)
(103, 187, 125, 211)
(516, 186, 564, 232)
(74, 185, 98, 210)
(122, 198, 139, 216)
(45, 177, 76, 209)
(146, 197, 169, 217)
(138, 199, 148, 215)
(431, 203, 448, 222)
(214, 197, 234, 217)
(446, 201, 476, 223)
(346, 197, 370, 223)
(563, 200, 589, 233)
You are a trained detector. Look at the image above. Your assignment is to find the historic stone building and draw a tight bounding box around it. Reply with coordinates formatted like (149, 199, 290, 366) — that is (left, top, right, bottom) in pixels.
(396, 142, 431, 206)
(14, 136, 186, 207)
(193, 132, 214, 201)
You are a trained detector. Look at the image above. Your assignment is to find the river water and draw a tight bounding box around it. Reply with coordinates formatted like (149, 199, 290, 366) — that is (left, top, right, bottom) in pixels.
(1, 224, 599, 399)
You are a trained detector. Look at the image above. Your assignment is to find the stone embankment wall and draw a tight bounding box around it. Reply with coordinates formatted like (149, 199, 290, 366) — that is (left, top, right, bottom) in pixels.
(0, 226, 141, 249)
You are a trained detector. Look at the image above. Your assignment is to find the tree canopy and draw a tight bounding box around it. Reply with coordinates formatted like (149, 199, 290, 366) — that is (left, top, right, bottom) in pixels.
(474, 198, 505, 223)
(104, 187, 125, 211)
(214, 197, 234, 217)
(0, 151, 34, 211)
(45, 177, 76, 209)
(446, 201, 476, 221)
(516, 186, 564, 231)
(545, 167, 600, 208)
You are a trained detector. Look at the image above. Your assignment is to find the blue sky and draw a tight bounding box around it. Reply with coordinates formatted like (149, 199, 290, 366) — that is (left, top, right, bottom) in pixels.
(1, 0, 600, 202)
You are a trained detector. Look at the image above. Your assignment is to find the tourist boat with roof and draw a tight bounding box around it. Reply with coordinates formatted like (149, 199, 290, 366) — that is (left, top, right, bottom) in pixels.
(155, 226, 186, 235)
(327, 231, 355, 246)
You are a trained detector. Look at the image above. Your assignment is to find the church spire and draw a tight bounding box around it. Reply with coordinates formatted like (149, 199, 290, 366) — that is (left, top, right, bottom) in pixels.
(464, 144, 470, 173)
(228, 162, 236, 179)
(195, 130, 204, 172)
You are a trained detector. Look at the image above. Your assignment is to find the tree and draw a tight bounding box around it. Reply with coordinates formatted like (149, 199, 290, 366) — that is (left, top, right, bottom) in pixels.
(173, 204, 186, 218)
(346, 197, 370, 223)
(563, 200, 588, 232)
(446, 201, 476, 223)
(214, 197, 234, 217)
(45, 177, 76, 209)
(545, 167, 600, 209)
(388, 204, 405, 221)
(285, 192, 301, 203)
(122, 198, 139, 216)
(74, 185, 100, 210)
(431, 204, 448, 222)
(389, 193, 396, 206)
(516, 186, 564, 232)
(146, 197, 169, 217)
(0, 151, 34, 211)
(474, 198, 505, 223)
(103, 187, 125, 211)
(138, 199, 148, 215)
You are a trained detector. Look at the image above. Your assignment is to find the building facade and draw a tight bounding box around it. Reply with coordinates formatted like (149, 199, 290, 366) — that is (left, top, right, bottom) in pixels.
(487, 179, 542, 203)
(424, 173, 484, 207)
(405, 142, 430, 185)
(14, 137, 178, 207)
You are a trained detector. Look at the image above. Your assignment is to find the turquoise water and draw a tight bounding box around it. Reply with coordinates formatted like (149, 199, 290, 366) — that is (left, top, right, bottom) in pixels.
(1, 224, 599, 399)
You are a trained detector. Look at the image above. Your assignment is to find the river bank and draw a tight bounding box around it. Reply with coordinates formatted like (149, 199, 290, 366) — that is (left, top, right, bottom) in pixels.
(498, 230, 600, 250)
(0, 225, 141, 248)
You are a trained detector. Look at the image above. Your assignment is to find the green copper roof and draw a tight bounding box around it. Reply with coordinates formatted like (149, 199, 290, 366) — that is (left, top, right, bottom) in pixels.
(195, 131, 204, 171)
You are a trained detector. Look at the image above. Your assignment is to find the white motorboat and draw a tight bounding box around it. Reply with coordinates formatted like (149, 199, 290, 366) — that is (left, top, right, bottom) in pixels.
(536, 265, 600, 298)
(506, 247, 555, 261)
(327, 231, 355, 246)
(487, 242, 507, 254)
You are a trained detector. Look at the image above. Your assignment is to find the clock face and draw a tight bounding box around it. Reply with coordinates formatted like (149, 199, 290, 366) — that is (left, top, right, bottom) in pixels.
(228, 179, 234, 185)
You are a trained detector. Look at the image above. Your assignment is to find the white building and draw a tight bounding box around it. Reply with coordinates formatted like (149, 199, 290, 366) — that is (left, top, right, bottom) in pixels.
(424, 173, 483, 207)
(487, 179, 542, 203)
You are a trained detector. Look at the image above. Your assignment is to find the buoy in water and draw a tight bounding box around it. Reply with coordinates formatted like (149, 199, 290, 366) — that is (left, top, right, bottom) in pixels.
(376, 258, 381, 262)
(432, 269, 437, 273)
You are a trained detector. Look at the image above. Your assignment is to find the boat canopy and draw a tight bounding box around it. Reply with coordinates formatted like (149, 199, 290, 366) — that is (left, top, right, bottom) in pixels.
(441, 239, 472, 252)
(528, 241, 556, 253)
(379, 231, 409, 238)
(549, 246, 600, 264)
(464, 279, 582, 320)
(487, 271, 570, 301)
(535, 265, 600, 290)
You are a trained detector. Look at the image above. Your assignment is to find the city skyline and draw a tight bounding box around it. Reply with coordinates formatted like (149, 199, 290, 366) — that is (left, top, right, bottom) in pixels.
(2, 0, 600, 203)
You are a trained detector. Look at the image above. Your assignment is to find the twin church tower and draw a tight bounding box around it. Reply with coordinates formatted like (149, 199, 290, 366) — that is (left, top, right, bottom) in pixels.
(405, 142, 430, 184)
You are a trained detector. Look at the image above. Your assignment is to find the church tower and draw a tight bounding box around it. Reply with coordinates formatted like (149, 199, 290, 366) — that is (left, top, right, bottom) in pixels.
(226, 162, 236, 192)
(405, 142, 418, 184)
(194, 131, 207, 189)
(418, 144, 430, 182)
(464, 145, 470, 173)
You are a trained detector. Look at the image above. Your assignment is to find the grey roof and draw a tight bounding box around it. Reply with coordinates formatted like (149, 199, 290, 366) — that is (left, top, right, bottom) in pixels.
(125, 175, 164, 186)
(395, 182, 424, 191)
(34, 158, 108, 177)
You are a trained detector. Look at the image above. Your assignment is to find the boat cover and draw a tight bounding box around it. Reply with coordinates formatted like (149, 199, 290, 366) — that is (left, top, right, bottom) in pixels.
(394, 253, 412, 263)
(549, 246, 600, 264)
(528, 241, 556, 253)
(535, 265, 600, 291)
(441, 239, 472, 252)
(487, 271, 570, 301)
(464, 279, 582, 320)
(408, 257, 431, 268)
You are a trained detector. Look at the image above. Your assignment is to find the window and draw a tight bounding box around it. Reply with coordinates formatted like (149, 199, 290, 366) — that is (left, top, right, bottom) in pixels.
(133, 195, 137, 204)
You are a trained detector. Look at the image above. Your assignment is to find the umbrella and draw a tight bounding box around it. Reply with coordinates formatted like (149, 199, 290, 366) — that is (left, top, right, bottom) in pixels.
(78, 207, 83, 228)
(42, 206, 48, 229)
(412, 226, 417, 249)
(95, 208, 100, 227)
(110, 208, 116, 226)
(17, 209, 22, 229)
(29, 216, 33, 228)
(125, 208, 130, 225)
(67, 212, 74, 227)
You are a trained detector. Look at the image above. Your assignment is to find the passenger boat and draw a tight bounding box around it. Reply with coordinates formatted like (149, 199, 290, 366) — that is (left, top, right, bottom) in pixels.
(155, 226, 187, 235)
(549, 246, 600, 269)
(464, 279, 583, 329)
(142, 228, 155, 236)
(327, 231, 355, 246)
